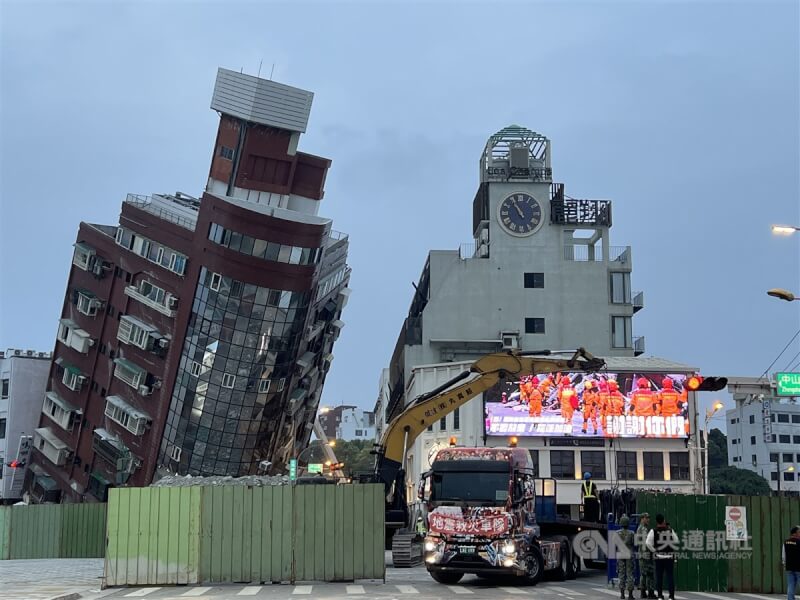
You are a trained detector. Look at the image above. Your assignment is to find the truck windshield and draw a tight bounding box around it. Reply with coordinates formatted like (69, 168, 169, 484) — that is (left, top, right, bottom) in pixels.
(431, 472, 510, 504)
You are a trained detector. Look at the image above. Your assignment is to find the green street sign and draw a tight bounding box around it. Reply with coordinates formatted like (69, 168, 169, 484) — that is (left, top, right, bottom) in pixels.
(776, 372, 800, 396)
(289, 458, 297, 481)
(308, 463, 323, 474)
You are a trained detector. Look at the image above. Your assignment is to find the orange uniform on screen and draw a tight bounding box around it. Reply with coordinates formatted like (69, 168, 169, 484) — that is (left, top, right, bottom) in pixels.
(658, 377, 682, 416)
(582, 379, 600, 434)
(630, 377, 656, 416)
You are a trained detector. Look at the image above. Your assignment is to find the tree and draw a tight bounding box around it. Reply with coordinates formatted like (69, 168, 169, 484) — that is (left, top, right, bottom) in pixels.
(330, 439, 376, 477)
(709, 466, 772, 496)
(707, 428, 728, 468)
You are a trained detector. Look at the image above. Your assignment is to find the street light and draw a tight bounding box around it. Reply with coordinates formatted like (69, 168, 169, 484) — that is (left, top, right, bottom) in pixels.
(703, 401, 725, 494)
(771, 224, 799, 235)
(767, 288, 798, 302)
(296, 439, 337, 466)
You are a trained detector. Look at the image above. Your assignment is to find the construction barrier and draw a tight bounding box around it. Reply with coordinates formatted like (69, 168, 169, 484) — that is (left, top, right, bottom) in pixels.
(105, 483, 385, 585)
(636, 492, 800, 594)
(0, 502, 107, 560)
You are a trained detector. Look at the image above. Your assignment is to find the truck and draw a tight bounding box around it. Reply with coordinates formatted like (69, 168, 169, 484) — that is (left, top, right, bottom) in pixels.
(367, 347, 607, 572)
(418, 445, 605, 584)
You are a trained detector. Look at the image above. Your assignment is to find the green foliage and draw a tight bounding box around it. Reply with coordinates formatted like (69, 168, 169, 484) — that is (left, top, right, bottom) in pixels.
(709, 466, 772, 496)
(330, 439, 376, 476)
(707, 428, 728, 468)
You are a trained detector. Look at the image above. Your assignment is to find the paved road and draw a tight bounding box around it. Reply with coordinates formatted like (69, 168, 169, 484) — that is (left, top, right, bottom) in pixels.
(0, 560, 788, 600)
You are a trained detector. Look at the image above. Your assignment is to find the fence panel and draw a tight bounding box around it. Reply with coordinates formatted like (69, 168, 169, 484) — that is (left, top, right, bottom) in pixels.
(0, 507, 10, 560)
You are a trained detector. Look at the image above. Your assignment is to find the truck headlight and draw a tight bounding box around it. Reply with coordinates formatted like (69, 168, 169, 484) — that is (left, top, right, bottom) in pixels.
(502, 541, 516, 554)
(424, 540, 437, 552)
(503, 558, 515, 567)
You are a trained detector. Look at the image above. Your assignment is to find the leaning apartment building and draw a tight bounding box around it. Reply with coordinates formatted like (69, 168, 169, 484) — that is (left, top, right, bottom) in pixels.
(375, 126, 702, 506)
(26, 68, 350, 503)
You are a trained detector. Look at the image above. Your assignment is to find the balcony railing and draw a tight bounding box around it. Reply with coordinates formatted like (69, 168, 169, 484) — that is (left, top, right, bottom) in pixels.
(125, 285, 177, 317)
(634, 336, 646, 356)
(459, 242, 489, 259)
(633, 291, 644, 313)
(125, 194, 197, 231)
(564, 245, 631, 263)
(609, 246, 631, 263)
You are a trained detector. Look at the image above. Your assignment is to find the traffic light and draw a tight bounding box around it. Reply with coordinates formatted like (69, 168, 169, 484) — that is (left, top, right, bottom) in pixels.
(686, 375, 728, 392)
(6, 459, 25, 469)
(328, 462, 345, 471)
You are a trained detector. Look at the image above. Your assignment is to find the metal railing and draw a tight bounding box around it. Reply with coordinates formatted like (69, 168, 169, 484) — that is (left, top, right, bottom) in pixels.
(563, 245, 602, 262)
(633, 291, 644, 312)
(609, 246, 630, 263)
(124, 194, 197, 231)
(634, 336, 646, 355)
(459, 242, 489, 259)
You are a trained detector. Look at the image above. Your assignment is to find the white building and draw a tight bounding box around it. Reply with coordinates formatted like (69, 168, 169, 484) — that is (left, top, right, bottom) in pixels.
(337, 407, 376, 441)
(378, 126, 703, 507)
(725, 377, 800, 494)
(0, 349, 51, 502)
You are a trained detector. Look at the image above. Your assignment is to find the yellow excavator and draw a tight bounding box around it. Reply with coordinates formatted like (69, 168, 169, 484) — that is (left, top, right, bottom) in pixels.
(368, 348, 605, 567)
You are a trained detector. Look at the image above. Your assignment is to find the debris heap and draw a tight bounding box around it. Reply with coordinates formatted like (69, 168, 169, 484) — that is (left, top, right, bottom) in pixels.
(151, 474, 290, 487)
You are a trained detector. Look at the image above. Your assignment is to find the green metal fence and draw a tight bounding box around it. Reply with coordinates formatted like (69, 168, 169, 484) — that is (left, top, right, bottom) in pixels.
(636, 492, 800, 594)
(0, 503, 107, 560)
(105, 483, 385, 586)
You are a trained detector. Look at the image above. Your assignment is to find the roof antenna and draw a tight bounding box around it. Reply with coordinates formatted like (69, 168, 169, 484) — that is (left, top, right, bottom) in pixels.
(257, 59, 263, 78)
(270, 63, 275, 80)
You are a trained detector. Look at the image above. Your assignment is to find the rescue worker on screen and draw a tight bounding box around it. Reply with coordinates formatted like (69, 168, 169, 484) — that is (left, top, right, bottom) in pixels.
(637, 512, 656, 599)
(602, 379, 625, 434)
(528, 379, 544, 417)
(559, 380, 579, 424)
(616, 515, 635, 599)
(519, 376, 531, 408)
(630, 377, 656, 417)
(582, 378, 600, 434)
(582, 472, 600, 523)
(657, 377, 683, 417)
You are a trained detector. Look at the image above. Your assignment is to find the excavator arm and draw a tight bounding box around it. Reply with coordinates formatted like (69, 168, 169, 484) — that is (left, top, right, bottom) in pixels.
(375, 348, 604, 529)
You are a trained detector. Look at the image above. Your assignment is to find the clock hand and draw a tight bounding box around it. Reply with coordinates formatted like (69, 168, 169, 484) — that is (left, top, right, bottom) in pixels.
(512, 199, 525, 219)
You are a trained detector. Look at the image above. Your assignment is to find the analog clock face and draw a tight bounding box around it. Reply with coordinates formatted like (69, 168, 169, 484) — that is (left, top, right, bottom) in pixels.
(497, 192, 543, 236)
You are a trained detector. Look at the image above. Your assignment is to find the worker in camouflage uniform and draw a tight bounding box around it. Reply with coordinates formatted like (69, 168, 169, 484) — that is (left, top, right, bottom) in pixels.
(637, 512, 656, 599)
(616, 515, 635, 599)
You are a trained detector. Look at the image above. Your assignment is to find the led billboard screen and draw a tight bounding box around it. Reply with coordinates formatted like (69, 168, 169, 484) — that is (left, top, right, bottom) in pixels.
(484, 372, 690, 438)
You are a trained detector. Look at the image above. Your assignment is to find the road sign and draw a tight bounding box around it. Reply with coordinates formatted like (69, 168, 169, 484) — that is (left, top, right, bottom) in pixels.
(775, 372, 800, 396)
(289, 458, 297, 481)
(308, 463, 323, 474)
(725, 505, 747, 541)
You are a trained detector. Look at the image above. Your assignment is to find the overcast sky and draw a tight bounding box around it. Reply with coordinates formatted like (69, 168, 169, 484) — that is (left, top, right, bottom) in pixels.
(1, 1, 798, 426)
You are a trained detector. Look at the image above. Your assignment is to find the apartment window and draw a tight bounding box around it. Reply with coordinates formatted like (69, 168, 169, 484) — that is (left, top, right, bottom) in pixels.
(72, 243, 96, 271)
(771, 472, 779, 481)
(771, 414, 776, 422)
(770, 453, 779, 463)
(528, 450, 539, 476)
(117, 316, 154, 350)
(550, 450, 575, 479)
(221, 373, 236, 389)
(132, 236, 151, 258)
(749, 415, 755, 424)
(643, 452, 664, 480)
(258, 379, 271, 393)
(524, 272, 544, 288)
(439, 417, 446, 431)
(783, 453, 793, 462)
(668, 452, 690, 480)
(525, 318, 545, 334)
(792, 415, 800, 423)
(168, 253, 187, 275)
(209, 272, 222, 291)
(732, 456, 739, 463)
(612, 316, 632, 348)
(427, 424, 433, 432)
(219, 146, 234, 160)
(453, 407, 460, 431)
(581, 451, 606, 479)
(0, 418, 6, 439)
(276, 378, 286, 392)
(750, 436, 756, 445)
(610, 272, 631, 304)
(76, 290, 101, 316)
(1, 379, 8, 399)
(780, 435, 791, 444)
(104, 396, 150, 435)
(113, 358, 147, 390)
(62, 366, 84, 392)
(751, 455, 757, 466)
(778, 414, 790, 423)
(785, 472, 796, 481)
(617, 451, 637, 480)
(794, 436, 800, 444)
(731, 439, 738, 445)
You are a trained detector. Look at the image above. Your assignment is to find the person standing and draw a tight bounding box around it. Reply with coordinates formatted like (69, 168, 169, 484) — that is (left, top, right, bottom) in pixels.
(616, 515, 635, 599)
(783, 526, 800, 600)
(582, 472, 600, 523)
(637, 512, 656, 599)
(646, 513, 678, 600)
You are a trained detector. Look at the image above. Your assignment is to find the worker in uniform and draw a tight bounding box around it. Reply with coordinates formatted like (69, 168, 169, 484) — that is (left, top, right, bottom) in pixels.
(630, 377, 656, 417)
(528, 380, 544, 417)
(415, 516, 427, 537)
(657, 377, 682, 417)
(637, 512, 656, 599)
(559, 380, 578, 425)
(582, 472, 600, 523)
(519, 376, 532, 410)
(616, 515, 635, 599)
(602, 379, 625, 435)
(582, 378, 600, 434)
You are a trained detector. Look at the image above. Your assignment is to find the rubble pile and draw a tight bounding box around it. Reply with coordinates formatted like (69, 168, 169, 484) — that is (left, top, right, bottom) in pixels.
(151, 474, 290, 487)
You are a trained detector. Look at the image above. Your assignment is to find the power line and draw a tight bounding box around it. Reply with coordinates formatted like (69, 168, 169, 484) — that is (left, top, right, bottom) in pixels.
(782, 349, 800, 372)
(759, 328, 800, 380)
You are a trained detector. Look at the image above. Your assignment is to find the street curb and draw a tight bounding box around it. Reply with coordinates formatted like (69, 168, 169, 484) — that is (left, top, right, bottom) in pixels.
(48, 595, 81, 600)
(48, 589, 117, 600)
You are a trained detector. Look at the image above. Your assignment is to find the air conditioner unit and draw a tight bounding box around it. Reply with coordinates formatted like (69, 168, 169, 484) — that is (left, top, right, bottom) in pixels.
(157, 338, 169, 349)
(14, 350, 21, 356)
(77, 375, 88, 383)
(501, 332, 519, 350)
(91, 262, 105, 277)
(26, 350, 34, 356)
(168, 296, 178, 309)
(138, 385, 152, 396)
(304, 325, 314, 337)
(477, 243, 489, 258)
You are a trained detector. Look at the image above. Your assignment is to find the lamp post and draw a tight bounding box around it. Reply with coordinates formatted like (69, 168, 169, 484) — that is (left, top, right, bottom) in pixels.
(704, 400, 724, 494)
(771, 224, 800, 235)
(296, 439, 337, 472)
(767, 288, 799, 302)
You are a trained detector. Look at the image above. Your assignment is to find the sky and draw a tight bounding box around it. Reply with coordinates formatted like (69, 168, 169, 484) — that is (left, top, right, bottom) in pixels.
(1, 0, 799, 427)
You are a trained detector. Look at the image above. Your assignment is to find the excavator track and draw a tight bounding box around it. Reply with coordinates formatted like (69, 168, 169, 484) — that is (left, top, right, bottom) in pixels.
(391, 532, 422, 567)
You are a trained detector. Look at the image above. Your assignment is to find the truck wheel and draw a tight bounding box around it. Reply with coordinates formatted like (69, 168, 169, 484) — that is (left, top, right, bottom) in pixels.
(569, 549, 581, 578)
(554, 540, 569, 581)
(430, 571, 464, 585)
(525, 545, 544, 585)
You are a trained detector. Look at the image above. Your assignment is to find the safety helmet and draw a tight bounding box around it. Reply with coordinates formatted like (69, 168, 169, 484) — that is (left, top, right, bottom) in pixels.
(638, 377, 650, 389)
(619, 515, 630, 527)
(608, 380, 619, 391)
(662, 377, 674, 389)
(583, 472, 592, 480)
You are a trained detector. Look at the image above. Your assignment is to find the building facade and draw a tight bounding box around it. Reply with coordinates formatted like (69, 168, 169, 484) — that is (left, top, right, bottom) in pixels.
(725, 377, 800, 494)
(0, 349, 51, 502)
(26, 68, 350, 503)
(319, 406, 376, 441)
(378, 126, 701, 506)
